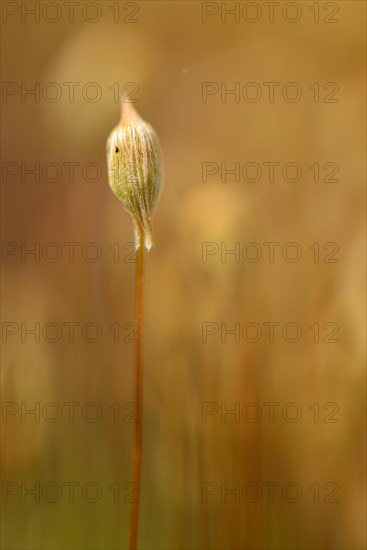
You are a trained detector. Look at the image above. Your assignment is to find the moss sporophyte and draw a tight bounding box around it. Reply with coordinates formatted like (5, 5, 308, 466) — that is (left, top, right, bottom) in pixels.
(107, 101, 163, 550)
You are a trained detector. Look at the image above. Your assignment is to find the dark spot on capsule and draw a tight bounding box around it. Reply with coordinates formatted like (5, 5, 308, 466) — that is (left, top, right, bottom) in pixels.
(115, 146, 119, 153)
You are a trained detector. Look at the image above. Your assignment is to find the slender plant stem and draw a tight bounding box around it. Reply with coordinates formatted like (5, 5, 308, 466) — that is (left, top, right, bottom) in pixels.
(129, 231, 144, 550)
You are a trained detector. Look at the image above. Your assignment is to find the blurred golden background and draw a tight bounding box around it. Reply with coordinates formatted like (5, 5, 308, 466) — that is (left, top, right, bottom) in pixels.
(1, 1, 366, 549)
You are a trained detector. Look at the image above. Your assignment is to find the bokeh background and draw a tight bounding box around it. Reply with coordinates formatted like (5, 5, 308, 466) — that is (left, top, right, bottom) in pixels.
(1, 1, 366, 549)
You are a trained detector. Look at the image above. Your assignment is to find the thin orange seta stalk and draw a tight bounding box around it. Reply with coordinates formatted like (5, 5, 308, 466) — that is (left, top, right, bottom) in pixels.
(129, 229, 144, 550)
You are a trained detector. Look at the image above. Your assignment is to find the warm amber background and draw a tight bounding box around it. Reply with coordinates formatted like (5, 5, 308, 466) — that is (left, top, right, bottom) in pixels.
(1, 1, 366, 549)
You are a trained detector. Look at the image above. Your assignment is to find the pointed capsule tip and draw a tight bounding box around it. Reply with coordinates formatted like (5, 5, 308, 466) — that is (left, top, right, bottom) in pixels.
(120, 101, 139, 126)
